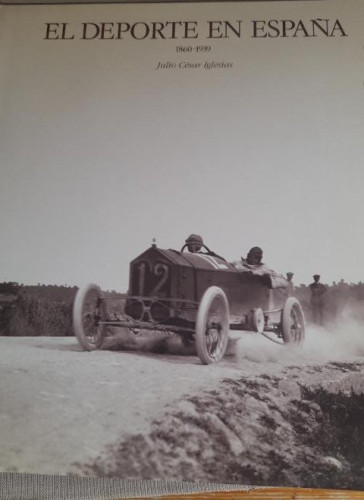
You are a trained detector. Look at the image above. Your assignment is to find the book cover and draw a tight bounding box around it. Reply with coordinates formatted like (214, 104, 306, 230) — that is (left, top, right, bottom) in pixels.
(0, 0, 363, 490)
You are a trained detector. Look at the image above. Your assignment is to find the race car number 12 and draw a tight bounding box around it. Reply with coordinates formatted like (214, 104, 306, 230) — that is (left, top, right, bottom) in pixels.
(137, 262, 169, 296)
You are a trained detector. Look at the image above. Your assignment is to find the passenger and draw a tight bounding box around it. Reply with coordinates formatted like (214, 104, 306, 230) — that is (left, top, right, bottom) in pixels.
(232, 247, 267, 274)
(309, 274, 327, 325)
(232, 247, 286, 287)
(286, 272, 295, 296)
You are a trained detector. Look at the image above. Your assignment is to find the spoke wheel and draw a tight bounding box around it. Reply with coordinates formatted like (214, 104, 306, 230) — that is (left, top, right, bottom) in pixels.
(73, 283, 107, 351)
(281, 297, 305, 345)
(251, 308, 265, 333)
(196, 286, 229, 365)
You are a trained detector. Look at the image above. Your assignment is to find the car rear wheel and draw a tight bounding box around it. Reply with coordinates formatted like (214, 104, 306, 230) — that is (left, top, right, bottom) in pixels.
(281, 297, 305, 345)
(73, 283, 107, 351)
(195, 286, 229, 365)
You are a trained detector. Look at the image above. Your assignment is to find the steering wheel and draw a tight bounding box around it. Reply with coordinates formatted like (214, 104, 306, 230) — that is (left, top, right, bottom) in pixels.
(180, 243, 213, 254)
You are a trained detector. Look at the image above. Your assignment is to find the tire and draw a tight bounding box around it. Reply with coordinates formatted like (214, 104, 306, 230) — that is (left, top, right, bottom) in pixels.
(251, 308, 264, 333)
(281, 297, 305, 345)
(195, 286, 229, 365)
(73, 283, 107, 351)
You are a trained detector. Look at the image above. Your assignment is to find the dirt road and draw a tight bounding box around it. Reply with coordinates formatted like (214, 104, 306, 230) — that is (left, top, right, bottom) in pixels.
(1, 323, 364, 484)
(0, 334, 253, 475)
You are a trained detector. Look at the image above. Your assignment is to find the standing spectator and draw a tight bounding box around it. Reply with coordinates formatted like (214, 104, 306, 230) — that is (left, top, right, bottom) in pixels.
(286, 272, 295, 296)
(309, 274, 327, 325)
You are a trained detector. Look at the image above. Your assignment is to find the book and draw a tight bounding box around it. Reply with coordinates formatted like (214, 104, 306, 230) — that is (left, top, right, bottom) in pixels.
(0, 0, 363, 491)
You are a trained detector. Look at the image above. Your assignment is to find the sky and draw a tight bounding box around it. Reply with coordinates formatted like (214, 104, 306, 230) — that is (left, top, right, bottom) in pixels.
(0, 0, 363, 291)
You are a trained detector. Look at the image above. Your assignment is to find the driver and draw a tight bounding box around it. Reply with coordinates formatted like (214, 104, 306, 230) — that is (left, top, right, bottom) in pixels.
(185, 234, 203, 253)
(182, 234, 226, 261)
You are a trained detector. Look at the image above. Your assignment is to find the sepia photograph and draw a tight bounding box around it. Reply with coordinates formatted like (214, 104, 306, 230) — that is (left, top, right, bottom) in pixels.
(0, 0, 364, 492)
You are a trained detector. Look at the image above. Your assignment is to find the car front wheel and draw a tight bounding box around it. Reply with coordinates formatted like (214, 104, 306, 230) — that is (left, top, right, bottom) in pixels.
(195, 286, 229, 365)
(73, 283, 107, 351)
(281, 297, 305, 345)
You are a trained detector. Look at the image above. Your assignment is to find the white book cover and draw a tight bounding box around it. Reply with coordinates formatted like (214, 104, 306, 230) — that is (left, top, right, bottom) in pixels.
(0, 0, 363, 490)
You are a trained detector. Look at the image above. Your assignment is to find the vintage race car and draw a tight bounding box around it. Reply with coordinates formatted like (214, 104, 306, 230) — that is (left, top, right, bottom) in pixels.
(73, 242, 305, 364)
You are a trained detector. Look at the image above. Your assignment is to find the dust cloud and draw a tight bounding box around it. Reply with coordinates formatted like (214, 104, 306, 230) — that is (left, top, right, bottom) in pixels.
(233, 306, 364, 367)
